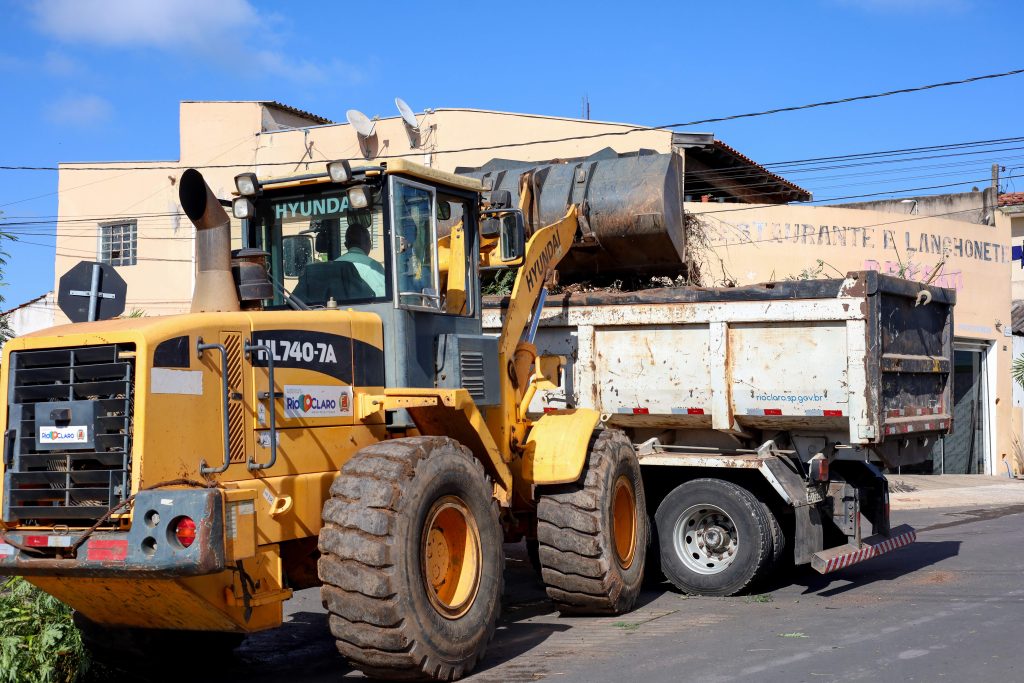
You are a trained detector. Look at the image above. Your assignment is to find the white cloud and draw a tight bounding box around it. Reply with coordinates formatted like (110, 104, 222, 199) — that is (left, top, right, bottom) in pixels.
(31, 0, 363, 84)
(32, 0, 259, 48)
(42, 51, 82, 77)
(46, 93, 113, 127)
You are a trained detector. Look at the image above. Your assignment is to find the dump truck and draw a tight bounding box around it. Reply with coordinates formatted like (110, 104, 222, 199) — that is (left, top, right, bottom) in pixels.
(482, 271, 953, 593)
(462, 150, 952, 595)
(0, 159, 653, 680)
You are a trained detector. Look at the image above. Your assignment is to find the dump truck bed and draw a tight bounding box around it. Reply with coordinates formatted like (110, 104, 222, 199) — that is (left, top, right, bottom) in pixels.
(483, 271, 954, 466)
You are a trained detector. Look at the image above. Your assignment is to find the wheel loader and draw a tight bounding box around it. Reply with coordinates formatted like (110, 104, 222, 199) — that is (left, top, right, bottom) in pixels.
(0, 159, 650, 680)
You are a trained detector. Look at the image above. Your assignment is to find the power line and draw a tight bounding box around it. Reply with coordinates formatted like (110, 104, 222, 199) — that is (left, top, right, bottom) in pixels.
(2, 67, 1022, 173)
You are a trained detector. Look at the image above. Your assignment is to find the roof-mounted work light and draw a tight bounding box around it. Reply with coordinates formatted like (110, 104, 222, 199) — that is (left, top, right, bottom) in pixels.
(327, 160, 353, 183)
(234, 172, 259, 197)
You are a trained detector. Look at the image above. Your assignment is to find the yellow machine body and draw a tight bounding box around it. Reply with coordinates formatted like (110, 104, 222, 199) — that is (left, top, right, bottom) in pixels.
(0, 159, 601, 635)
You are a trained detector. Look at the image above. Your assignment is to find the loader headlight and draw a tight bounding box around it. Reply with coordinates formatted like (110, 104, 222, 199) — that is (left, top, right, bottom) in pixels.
(232, 197, 255, 219)
(347, 185, 372, 209)
(327, 160, 352, 183)
(234, 172, 259, 197)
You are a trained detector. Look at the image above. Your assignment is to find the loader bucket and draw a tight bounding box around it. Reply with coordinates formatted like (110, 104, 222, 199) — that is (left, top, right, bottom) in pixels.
(458, 149, 685, 280)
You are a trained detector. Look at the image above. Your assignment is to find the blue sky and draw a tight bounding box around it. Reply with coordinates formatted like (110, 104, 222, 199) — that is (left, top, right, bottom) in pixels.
(0, 0, 1021, 307)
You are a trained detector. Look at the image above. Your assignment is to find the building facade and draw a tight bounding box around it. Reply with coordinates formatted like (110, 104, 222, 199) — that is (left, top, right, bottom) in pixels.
(48, 100, 1016, 476)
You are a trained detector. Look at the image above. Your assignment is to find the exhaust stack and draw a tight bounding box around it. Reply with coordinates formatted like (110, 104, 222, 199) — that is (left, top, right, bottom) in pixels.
(179, 168, 240, 313)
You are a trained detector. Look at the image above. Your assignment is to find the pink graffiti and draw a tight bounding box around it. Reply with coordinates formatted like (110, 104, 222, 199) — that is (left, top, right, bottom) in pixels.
(863, 260, 964, 290)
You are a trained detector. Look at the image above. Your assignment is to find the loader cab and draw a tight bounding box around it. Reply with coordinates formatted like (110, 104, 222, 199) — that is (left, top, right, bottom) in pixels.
(236, 160, 518, 423)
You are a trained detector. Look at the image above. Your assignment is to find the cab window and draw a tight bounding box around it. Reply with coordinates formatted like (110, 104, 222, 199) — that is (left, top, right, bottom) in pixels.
(391, 178, 440, 310)
(255, 187, 389, 307)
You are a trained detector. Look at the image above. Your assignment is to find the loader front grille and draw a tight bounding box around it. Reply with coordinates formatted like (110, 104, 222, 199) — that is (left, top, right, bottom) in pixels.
(4, 344, 135, 525)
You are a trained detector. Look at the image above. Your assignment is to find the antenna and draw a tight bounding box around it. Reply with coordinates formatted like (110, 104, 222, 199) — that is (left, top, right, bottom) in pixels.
(395, 97, 419, 132)
(346, 109, 376, 138)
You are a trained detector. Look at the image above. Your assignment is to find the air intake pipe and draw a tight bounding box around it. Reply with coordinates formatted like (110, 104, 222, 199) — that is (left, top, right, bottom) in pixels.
(179, 168, 240, 313)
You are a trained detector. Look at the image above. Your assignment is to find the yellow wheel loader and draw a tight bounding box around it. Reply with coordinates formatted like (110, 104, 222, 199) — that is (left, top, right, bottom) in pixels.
(0, 159, 648, 680)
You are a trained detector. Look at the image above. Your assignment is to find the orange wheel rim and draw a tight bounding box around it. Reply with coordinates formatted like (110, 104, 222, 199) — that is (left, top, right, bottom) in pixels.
(612, 475, 637, 569)
(421, 495, 481, 619)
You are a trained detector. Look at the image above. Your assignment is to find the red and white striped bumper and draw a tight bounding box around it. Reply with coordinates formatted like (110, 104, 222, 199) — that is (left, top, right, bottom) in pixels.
(810, 524, 917, 574)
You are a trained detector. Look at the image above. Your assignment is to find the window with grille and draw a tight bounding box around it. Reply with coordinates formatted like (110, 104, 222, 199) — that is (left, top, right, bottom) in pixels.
(99, 222, 137, 266)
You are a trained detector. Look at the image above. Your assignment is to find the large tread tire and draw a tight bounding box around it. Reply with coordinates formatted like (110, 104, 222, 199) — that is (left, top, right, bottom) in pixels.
(535, 429, 648, 614)
(74, 613, 244, 677)
(654, 478, 773, 596)
(318, 436, 503, 681)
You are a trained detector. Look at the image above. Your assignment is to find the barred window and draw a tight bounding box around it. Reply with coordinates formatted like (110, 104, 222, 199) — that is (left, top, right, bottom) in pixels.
(99, 222, 137, 266)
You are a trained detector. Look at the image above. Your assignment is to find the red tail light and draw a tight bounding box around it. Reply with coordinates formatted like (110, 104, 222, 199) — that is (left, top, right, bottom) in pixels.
(809, 456, 829, 484)
(174, 517, 197, 548)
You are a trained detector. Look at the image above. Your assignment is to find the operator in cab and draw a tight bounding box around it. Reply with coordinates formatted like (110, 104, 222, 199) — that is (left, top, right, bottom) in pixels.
(337, 223, 385, 296)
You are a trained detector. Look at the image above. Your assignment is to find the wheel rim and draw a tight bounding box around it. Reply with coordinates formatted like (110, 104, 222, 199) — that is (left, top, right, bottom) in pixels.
(421, 495, 482, 619)
(611, 475, 637, 569)
(672, 503, 738, 575)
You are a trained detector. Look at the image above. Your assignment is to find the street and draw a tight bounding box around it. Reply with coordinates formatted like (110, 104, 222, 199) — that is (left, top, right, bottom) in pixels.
(219, 502, 1024, 682)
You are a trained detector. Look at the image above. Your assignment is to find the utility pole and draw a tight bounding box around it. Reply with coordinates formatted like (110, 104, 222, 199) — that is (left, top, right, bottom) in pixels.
(992, 163, 1000, 192)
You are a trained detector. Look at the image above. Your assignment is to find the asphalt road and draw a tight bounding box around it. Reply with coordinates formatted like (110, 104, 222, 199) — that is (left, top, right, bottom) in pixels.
(219, 503, 1024, 682)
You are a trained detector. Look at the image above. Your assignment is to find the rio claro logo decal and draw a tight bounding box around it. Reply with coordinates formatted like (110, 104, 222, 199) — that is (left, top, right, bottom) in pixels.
(38, 426, 89, 444)
(284, 385, 353, 419)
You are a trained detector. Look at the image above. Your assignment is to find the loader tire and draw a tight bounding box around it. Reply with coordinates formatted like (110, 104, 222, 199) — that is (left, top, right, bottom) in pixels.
(535, 428, 648, 614)
(655, 478, 773, 596)
(73, 613, 244, 676)
(318, 436, 503, 681)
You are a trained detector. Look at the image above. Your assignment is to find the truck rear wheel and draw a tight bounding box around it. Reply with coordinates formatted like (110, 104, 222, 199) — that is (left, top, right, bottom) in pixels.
(318, 436, 503, 681)
(654, 478, 773, 596)
(535, 429, 648, 614)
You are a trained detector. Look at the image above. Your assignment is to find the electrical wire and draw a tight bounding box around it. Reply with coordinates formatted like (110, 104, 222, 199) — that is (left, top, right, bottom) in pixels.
(1, 67, 1022, 172)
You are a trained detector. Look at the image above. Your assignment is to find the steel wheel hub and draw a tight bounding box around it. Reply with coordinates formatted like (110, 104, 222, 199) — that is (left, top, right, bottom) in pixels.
(421, 495, 482, 619)
(673, 504, 739, 575)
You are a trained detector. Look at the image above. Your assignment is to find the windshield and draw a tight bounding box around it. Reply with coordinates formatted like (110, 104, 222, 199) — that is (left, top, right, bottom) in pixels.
(254, 187, 388, 307)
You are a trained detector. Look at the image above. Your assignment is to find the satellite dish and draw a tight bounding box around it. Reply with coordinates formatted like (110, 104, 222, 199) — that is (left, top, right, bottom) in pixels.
(395, 97, 419, 132)
(346, 109, 376, 138)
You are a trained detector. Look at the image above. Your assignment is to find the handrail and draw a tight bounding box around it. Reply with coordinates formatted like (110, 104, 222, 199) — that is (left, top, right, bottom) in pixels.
(196, 338, 231, 475)
(245, 340, 279, 471)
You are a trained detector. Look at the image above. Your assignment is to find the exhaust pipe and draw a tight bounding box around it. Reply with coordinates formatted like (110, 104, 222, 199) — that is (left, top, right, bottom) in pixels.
(179, 168, 240, 313)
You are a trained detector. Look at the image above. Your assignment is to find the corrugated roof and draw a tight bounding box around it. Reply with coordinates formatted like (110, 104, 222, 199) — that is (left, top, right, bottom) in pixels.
(1013, 300, 1024, 335)
(999, 192, 1024, 207)
(711, 140, 812, 201)
(1, 292, 51, 317)
(262, 101, 333, 125)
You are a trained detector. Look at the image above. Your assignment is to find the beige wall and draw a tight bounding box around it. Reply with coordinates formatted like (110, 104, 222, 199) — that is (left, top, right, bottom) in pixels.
(53, 102, 679, 323)
(690, 202, 1014, 475)
(52, 101, 1017, 474)
(1002, 207, 1024, 300)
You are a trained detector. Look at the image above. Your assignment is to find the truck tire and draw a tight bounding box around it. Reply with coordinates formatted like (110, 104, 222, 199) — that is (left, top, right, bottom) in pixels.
(654, 478, 773, 596)
(74, 613, 244, 674)
(318, 436, 503, 681)
(535, 429, 648, 614)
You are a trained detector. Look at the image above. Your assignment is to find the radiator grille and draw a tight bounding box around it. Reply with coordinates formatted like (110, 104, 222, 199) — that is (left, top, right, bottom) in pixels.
(460, 351, 486, 403)
(5, 344, 134, 524)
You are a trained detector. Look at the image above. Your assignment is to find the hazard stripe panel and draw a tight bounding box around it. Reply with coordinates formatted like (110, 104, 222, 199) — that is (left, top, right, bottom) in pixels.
(810, 524, 916, 574)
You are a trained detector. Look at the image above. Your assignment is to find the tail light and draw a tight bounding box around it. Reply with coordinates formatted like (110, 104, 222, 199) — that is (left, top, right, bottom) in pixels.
(808, 455, 829, 484)
(173, 516, 197, 548)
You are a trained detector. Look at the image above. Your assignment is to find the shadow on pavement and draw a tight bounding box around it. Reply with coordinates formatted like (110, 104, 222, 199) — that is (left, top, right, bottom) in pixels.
(791, 540, 962, 597)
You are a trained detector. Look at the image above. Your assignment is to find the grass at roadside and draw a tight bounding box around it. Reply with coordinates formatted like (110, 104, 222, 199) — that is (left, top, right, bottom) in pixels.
(0, 577, 91, 682)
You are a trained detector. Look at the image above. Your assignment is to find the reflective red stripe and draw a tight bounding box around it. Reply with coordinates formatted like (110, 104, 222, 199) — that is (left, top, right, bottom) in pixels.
(687, 408, 705, 415)
(25, 536, 49, 547)
(823, 410, 843, 417)
(86, 539, 128, 561)
(632, 407, 650, 414)
(763, 409, 783, 416)
(543, 407, 558, 413)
